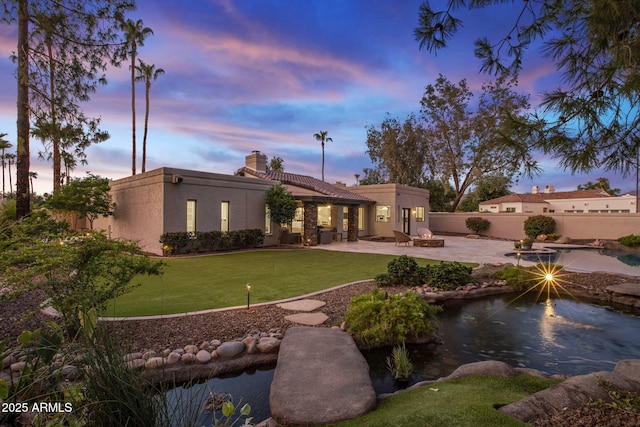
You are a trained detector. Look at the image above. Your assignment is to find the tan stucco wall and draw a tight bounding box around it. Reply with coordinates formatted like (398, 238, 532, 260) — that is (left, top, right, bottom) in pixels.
(95, 168, 277, 255)
(429, 212, 640, 240)
(349, 184, 430, 237)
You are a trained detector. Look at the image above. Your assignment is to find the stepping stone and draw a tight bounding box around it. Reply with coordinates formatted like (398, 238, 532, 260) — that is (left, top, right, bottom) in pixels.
(277, 299, 326, 312)
(284, 312, 329, 326)
(270, 327, 376, 425)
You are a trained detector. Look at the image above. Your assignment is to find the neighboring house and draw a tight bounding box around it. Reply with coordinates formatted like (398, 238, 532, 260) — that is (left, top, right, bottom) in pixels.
(480, 185, 636, 214)
(94, 150, 430, 255)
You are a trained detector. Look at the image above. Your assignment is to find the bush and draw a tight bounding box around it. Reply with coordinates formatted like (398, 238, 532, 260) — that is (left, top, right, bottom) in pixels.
(618, 234, 640, 248)
(422, 261, 475, 290)
(465, 217, 491, 234)
(524, 215, 556, 239)
(345, 289, 441, 348)
(159, 228, 265, 255)
(375, 255, 424, 287)
(494, 266, 538, 291)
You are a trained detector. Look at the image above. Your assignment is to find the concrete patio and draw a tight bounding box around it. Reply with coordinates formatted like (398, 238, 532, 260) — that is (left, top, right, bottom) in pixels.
(313, 235, 640, 277)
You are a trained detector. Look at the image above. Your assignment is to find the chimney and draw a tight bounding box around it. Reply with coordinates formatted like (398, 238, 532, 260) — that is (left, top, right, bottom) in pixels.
(532, 185, 539, 194)
(544, 185, 555, 194)
(245, 150, 267, 173)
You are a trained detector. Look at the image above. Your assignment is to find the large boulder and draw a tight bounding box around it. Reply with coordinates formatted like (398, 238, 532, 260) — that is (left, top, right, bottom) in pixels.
(270, 327, 376, 425)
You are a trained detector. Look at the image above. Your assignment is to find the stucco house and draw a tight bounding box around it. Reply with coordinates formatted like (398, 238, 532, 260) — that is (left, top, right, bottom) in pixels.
(479, 185, 636, 214)
(94, 151, 430, 255)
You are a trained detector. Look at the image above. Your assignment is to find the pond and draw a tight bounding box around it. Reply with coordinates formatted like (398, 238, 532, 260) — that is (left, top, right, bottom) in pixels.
(164, 292, 640, 424)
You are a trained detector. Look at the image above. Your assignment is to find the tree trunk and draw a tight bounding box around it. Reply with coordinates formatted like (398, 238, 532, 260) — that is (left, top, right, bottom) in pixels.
(16, 0, 30, 218)
(131, 53, 136, 175)
(142, 81, 150, 173)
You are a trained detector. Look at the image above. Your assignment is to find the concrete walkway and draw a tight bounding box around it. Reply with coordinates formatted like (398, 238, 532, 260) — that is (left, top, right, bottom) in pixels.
(269, 327, 377, 425)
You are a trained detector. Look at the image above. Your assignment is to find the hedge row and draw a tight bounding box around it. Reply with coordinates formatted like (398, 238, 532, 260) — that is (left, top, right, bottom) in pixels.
(159, 229, 265, 255)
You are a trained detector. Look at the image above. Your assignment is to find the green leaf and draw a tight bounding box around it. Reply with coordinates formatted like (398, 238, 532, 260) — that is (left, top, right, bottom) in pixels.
(18, 329, 39, 346)
(239, 402, 251, 416)
(221, 400, 235, 417)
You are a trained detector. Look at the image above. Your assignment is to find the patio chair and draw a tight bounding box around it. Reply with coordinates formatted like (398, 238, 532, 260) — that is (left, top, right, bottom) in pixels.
(393, 230, 413, 247)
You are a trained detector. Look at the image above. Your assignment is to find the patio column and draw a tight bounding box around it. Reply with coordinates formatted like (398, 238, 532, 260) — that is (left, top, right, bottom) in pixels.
(347, 205, 358, 242)
(303, 202, 318, 246)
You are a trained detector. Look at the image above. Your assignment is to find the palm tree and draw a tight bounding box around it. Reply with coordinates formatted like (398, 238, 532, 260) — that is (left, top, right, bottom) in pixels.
(313, 130, 333, 181)
(135, 59, 165, 173)
(5, 152, 16, 195)
(0, 134, 11, 197)
(120, 18, 154, 176)
(29, 171, 37, 196)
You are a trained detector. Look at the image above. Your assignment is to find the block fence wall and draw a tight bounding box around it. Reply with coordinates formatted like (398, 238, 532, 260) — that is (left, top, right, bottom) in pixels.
(429, 212, 640, 241)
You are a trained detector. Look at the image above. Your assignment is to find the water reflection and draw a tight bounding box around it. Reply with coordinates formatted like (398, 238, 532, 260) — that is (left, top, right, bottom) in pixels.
(363, 293, 640, 395)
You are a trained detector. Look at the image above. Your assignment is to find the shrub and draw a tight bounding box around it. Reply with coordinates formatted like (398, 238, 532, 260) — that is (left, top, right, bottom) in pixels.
(465, 217, 491, 234)
(524, 215, 556, 239)
(345, 289, 441, 348)
(618, 234, 640, 248)
(159, 228, 265, 255)
(494, 266, 538, 291)
(375, 255, 424, 287)
(422, 261, 475, 290)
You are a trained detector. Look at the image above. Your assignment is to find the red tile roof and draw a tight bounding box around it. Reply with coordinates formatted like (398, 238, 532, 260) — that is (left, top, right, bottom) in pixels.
(237, 167, 374, 203)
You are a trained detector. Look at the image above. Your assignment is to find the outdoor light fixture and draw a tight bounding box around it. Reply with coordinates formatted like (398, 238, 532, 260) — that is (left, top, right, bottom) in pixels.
(246, 283, 252, 309)
(516, 252, 521, 267)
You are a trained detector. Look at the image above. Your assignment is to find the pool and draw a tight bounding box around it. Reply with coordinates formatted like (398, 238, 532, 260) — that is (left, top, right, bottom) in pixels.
(506, 248, 640, 277)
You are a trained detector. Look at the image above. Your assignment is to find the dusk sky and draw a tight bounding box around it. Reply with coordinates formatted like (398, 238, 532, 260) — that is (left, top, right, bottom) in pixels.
(0, 0, 634, 196)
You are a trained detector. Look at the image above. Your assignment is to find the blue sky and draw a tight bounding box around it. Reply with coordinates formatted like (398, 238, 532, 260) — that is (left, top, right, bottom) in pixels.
(0, 0, 634, 195)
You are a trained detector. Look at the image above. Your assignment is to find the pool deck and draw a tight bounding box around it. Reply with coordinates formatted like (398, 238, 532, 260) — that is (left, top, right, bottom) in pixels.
(313, 236, 640, 277)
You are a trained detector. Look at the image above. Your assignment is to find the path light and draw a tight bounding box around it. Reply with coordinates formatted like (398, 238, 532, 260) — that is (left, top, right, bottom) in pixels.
(246, 283, 252, 309)
(516, 252, 522, 267)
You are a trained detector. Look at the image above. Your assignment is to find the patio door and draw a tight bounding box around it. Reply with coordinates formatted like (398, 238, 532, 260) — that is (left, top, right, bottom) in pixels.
(402, 208, 411, 235)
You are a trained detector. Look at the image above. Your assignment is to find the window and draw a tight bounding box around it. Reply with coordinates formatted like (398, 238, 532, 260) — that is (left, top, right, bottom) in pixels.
(317, 205, 331, 227)
(291, 207, 304, 233)
(265, 206, 272, 235)
(505, 207, 516, 213)
(415, 206, 425, 222)
(186, 200, 197, 233)
(342, 207, 349, 231)
(375, 205, 391, 222)
(358, 207, 364, 230)
(221, 201, 229, 232)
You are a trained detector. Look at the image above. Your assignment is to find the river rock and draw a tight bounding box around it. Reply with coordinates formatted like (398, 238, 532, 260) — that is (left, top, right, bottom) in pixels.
(123, 352, 143, 362)
(196, 350, 212, 364)
(215, 341, 245, 359)
(10, 361, 26, 372)
(167, 352, 182, 365)
(210, 339, 222, 349)
(442, 360, 517, 381)
(128, 359, 146, 370)
(59, 365, 80, 381)
(142, 350, 157, 360)
(145, 357, 166, 369)
(184, 344, 199, 354)
(256, 337, 281, 353)
(243, 336, 258, 354)
(181, 353, 197, 364)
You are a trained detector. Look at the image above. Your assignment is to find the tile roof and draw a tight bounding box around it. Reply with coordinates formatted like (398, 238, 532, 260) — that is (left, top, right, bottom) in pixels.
(480, 189, 612, 205)
(237, 167, 374, 203)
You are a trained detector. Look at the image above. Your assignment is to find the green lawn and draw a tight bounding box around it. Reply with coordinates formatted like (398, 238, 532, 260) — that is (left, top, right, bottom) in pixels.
(105, 249, 471, 317)
(327, 374, 562, 427)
